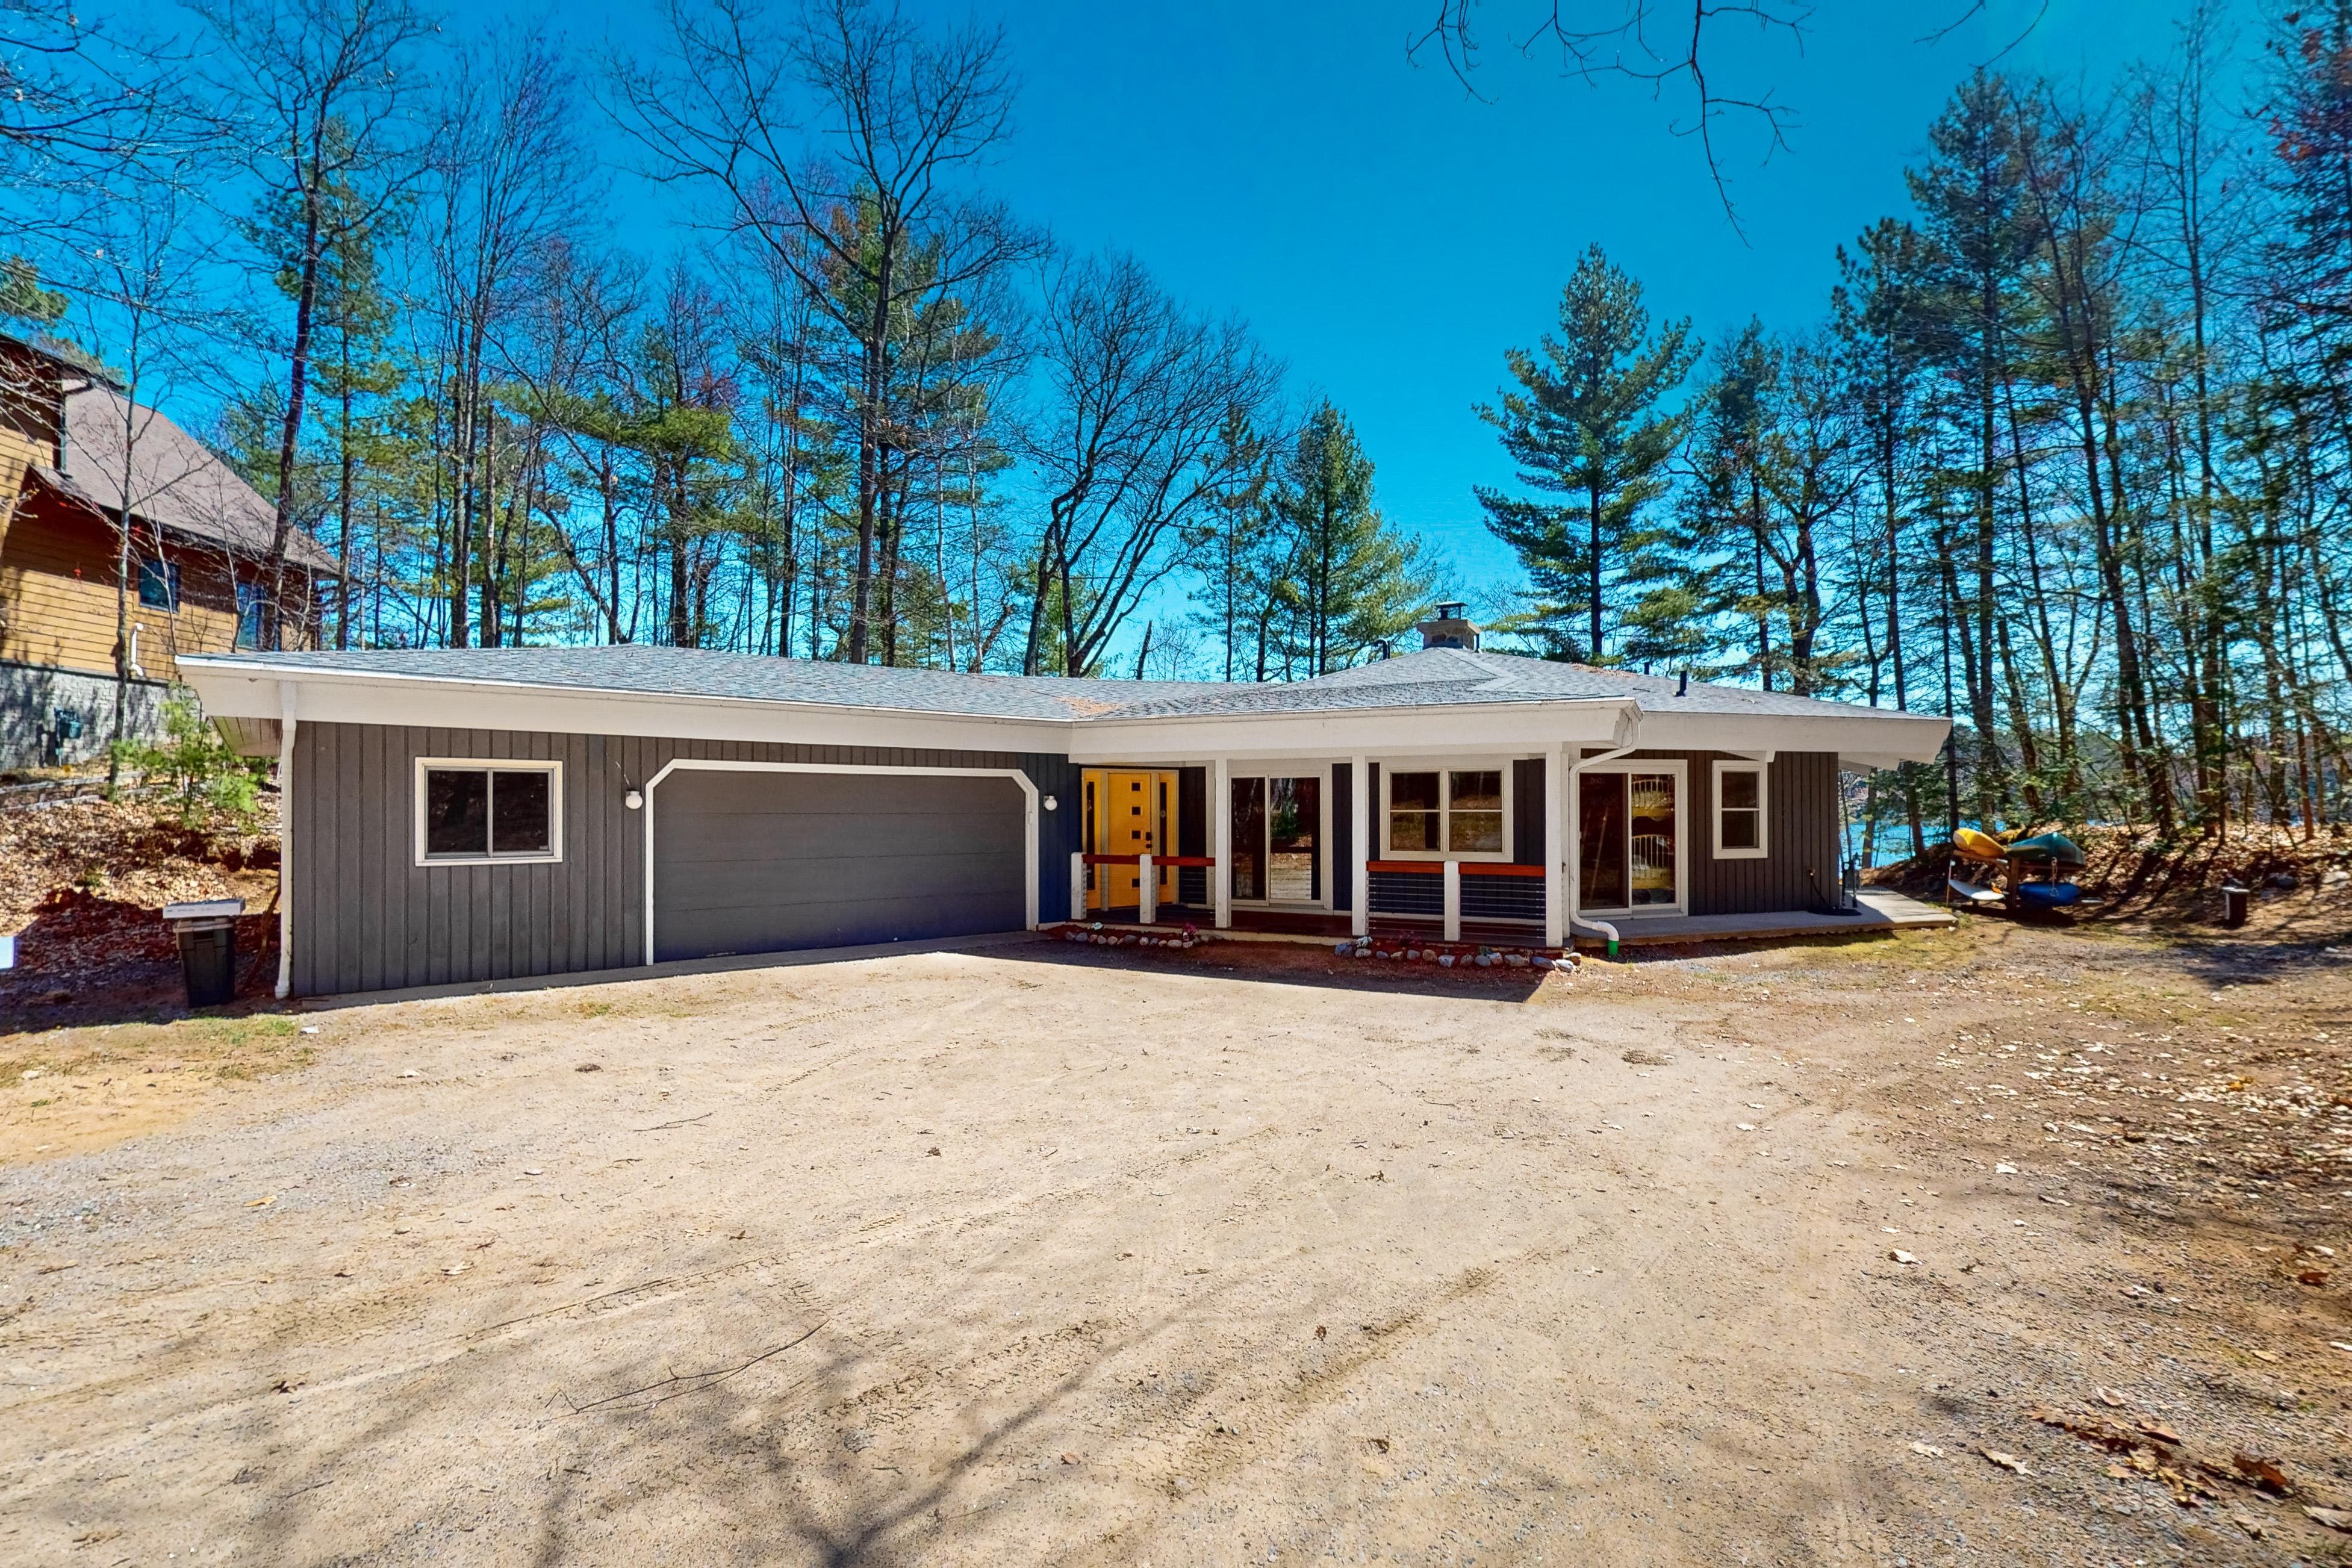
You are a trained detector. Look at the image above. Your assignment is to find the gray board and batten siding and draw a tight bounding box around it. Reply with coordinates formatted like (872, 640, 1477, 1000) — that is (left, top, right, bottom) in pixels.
(287, 721, 1080, 998)
(1606, 748, 1843, 917)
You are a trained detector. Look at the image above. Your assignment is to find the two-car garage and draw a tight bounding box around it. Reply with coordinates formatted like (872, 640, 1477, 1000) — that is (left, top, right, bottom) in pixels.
(649, 765, 1036, 963)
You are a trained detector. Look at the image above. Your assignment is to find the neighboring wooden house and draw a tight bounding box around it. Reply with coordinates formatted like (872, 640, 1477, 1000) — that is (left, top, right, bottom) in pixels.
(0, 334, 337, 769)
(182, 617, 1952, 1000)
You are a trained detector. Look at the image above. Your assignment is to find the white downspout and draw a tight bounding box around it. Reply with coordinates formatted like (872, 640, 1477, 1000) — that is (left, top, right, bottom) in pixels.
(274, 680, 296, 998)
(1565, 703, 1641, 959)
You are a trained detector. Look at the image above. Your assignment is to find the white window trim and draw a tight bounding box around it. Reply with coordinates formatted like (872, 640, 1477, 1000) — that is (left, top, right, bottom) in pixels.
(1711, 758, 1769, 860)
(1377, 760, 1514, 863)
(1227, 763, 1334, 908)
(1571, 759, 1689, 917)
(414, 757, 564, 867)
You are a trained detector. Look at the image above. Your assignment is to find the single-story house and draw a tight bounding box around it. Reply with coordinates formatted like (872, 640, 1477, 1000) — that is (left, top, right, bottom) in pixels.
(179, 617, 1949, 998)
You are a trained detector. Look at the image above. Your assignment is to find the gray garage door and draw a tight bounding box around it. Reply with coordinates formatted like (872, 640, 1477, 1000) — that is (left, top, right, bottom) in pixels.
(652, 770, 1028, 962)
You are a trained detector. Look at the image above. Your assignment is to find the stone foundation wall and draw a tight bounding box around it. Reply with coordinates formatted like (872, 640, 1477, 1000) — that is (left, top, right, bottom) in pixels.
(0, 660, 172, 771)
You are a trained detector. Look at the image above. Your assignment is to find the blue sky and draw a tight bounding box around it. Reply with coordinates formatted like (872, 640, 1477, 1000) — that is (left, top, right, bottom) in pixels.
(119, 0, 2265, 646)
(571, 0, 2250, 605)
(916, 0, 2251, 599)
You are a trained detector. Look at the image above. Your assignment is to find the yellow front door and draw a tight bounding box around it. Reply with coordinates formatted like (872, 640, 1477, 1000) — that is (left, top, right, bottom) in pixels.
(1086, 768, 1177, 910)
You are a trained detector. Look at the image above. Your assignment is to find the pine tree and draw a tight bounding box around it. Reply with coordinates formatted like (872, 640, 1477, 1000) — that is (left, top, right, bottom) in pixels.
(1269, 401, 1434, 674)
(1475, 244, 1696, 662)
(1907, 72, 2037, 827)
(1673, 320, 1781, 682)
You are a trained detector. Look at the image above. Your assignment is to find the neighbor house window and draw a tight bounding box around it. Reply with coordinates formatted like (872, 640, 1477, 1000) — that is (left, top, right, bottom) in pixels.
(235, 582, 267, 649)
(138, 559, 179, 610)
(1384, 768, 1508, 859)
(1713, 760, 1767, 859)
(414, 759, 562, 865)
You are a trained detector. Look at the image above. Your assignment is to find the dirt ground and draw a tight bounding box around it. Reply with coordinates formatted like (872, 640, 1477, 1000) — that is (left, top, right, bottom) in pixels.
(3, 903, 2350, 1566)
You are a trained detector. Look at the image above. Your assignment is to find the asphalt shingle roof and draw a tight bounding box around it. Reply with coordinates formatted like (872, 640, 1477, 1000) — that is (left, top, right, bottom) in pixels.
(199, 645, 1226, 721)
(57, 385, 340, 573)
(191, 643, 1930, 729)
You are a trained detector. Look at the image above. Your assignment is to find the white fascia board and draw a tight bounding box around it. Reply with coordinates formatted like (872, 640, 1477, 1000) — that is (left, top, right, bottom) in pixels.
(1068, 700, 1634, 764)
(178, 664, 1072, 754)
(1635, 708, 1949, 763)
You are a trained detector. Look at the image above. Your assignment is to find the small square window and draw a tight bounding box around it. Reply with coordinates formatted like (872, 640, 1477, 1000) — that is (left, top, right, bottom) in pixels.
(418, 762, 561, 863)
(1713, 762, 1767, 859)
(137, 559, 179, 610)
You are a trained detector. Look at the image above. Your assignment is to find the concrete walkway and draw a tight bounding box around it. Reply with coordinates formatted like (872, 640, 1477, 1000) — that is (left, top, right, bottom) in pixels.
(1605, 888, 1954, 947)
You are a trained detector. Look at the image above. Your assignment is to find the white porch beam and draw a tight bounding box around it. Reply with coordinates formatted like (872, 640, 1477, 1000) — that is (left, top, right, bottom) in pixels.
(1212, 755, 1232, 929)
(1349, 753, 1369, 938)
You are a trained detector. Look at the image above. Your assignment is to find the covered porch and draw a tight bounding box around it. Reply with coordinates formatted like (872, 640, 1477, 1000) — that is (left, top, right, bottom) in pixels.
(1063, 732, 1953, 953)
(1063, 882, 1951, 951)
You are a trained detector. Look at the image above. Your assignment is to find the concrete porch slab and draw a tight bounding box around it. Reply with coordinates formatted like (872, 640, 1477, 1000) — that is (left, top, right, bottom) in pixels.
(1597, 889, 1954, 947)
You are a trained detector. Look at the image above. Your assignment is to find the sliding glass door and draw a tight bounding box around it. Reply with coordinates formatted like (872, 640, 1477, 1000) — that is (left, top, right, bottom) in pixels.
(1230, 774, 1322, 904)
(1576, 768, 1682, 912)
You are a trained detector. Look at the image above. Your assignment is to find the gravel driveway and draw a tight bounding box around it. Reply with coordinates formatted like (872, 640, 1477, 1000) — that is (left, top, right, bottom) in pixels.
(3, 925, 2348, 1565)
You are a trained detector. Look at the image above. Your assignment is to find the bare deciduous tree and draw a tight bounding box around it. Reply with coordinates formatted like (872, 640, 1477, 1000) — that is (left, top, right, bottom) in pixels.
(1021, 252, 1281, 677)
(193, 0, 432, 647)
(611, 0, 1042, 662)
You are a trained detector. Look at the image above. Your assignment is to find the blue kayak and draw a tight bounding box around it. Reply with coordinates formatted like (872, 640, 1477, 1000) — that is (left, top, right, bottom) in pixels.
(2014, 880, 2083, 910)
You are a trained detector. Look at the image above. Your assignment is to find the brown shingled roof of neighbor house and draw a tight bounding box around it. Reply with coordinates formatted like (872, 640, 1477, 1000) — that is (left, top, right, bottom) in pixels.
(54, 382, 339, 574)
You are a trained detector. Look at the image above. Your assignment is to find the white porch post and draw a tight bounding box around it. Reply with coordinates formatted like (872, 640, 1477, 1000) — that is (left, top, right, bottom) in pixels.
(1212, 756, 1232, 929)
(1071, 851, 1087, 925)
(1442, 861, 1461, 944)
(1543, 744, 1566, 949)
(1138, 853, 1156, 924)
(1349, 753, 1369, 937)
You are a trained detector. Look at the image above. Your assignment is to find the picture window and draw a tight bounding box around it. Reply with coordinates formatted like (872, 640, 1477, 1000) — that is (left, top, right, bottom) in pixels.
(1384, 768, 1508, 859)
(417, 762, 561, 863)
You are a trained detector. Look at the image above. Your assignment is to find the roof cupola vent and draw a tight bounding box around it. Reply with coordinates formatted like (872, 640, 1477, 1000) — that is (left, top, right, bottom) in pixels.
(1416, 603, 1479, 652)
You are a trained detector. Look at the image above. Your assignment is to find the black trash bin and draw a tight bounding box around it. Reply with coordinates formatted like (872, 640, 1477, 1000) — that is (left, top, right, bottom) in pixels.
(2220, 880, 2249, 930)
(163, 900, 246, 1007)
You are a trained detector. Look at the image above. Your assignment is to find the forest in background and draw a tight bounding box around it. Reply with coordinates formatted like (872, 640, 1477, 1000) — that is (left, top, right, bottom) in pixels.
(4, 0, 2350, 860)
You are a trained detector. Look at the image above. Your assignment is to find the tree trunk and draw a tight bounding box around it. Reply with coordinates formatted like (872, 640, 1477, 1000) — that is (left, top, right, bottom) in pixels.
(848, 217, 897, 665)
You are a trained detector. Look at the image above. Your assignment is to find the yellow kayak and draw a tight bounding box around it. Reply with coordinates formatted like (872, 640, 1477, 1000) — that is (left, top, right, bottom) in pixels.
(1952, 827, 2008, 863)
